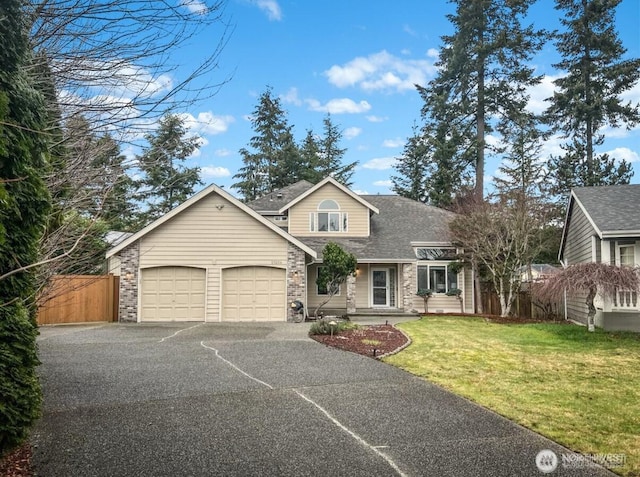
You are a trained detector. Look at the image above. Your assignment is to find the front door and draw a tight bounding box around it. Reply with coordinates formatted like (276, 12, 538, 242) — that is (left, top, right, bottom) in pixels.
(372, 268, 389, 307)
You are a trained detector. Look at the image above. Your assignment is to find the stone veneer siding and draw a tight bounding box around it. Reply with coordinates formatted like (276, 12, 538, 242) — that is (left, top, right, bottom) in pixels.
(402, 263, 416, 312)
(287, 243, 306, 322)
(346, 274, 356, 313)
(118, 242, 140, 322)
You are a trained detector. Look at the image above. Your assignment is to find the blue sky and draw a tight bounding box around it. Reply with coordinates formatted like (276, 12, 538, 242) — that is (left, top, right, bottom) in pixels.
(161, 0, 640, 196)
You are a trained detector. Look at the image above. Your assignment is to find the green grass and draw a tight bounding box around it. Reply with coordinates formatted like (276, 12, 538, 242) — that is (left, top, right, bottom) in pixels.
(384, 316, 640, 477)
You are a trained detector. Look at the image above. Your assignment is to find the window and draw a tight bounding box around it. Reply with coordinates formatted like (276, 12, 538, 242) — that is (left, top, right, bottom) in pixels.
(415, 248, 457, 260)
(316, 267, 340, 296)
(417, 265, 458, 294)
(309, 200, 348, 232)
(619, 245, 635, 267)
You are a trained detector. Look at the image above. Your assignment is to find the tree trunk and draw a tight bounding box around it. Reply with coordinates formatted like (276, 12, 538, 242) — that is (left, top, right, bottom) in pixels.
(586, 287, 596, 332)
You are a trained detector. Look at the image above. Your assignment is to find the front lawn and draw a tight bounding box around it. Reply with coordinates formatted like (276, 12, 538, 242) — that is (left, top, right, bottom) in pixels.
(384, 316, 640, 477)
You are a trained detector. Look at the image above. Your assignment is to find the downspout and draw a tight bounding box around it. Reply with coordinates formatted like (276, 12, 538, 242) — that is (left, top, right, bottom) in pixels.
(559, 258, 568, 321)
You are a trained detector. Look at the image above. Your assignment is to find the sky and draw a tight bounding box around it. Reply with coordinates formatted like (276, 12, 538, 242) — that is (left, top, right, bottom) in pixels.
(151, 0, 640, 197)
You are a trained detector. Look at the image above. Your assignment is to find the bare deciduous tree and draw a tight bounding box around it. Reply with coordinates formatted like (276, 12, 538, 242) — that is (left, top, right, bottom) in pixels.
(536, 262, 640, 332)
(450, 194, 546, 317)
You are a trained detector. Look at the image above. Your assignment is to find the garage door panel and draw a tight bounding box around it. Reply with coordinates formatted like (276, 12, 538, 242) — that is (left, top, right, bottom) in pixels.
(141, 267, 206, 322)
(222, 267, 285, 322)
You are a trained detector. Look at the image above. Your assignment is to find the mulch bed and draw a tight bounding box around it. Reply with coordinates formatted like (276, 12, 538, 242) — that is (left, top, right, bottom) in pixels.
(0, 443, 32, 477)
(310, 324, 410, 358)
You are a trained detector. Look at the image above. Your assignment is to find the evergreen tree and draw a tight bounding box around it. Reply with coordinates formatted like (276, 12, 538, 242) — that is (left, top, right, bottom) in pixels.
(546, 0, 640, 195)
(232, 87, 299, 200)
(418, 0, 546, 201)
(136, 114, 202, 225)
(317, 114, 356, 186)
(0, 0, 51, 453)
(391, 124, 430, 202)
(298, 129, 324, 184)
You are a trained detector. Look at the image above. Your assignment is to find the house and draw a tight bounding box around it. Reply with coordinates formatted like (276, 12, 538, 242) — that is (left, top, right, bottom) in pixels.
(559, 184, 640, 332)
(106, 177, 474, 322)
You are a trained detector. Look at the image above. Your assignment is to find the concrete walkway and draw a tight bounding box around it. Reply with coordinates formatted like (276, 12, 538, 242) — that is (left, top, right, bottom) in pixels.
(33, 322, 613, 476)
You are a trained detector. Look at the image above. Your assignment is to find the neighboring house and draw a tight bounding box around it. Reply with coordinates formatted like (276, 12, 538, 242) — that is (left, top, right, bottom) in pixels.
(559, 184, 640, 332)
(517, 264, 558, 283)
(106, 177, 474, 322)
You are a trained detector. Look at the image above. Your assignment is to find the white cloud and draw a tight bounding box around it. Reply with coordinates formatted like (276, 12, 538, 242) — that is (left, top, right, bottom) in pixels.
(605, 147, 639, 163)
(621, 80, 640, 104)
(252, 0, 282, 21)
(324, 50, 436, 93)
(201, 166, 231, 178)
(179, 0, 208, 14)
(426, 48, 439, 59)
(362, 157, 397, 170)
(305, 98, 371, 114)
(366, 115, 386, 123)
(383, 138, 404, 148)
(403, 25, 417, 37)
(344, 127, 362, 139)
(281, 87, 302, 106)
(215, 148, 233, 157)
(373, 180, 393, 187)
(352, 189, 369, 195)
(526, 74, 560, 115)
(180, 111, 235, 135)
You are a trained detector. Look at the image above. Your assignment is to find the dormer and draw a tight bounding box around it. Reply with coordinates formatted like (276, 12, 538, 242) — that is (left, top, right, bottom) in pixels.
(279, 177, 378, 237)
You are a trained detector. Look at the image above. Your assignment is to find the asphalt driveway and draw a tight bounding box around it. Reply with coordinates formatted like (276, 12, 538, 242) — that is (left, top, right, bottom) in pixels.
(32, 322, 614, 477)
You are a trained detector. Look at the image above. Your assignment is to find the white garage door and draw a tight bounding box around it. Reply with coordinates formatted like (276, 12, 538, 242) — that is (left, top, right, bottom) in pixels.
(222, 267, 286, 322)
(141, 267, 206, 322)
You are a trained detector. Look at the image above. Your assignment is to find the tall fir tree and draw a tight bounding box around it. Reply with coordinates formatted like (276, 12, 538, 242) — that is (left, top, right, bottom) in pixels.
(391, 124, 430, 203)
(0, 0, 51, 453)
(232, 87, 300, 200)
(298, 129, 324, 184)
(546, 0, 640, 195)
(317, 114, 356, 186)
(136, 114, 202, 225)
(418, 0, 547, 202)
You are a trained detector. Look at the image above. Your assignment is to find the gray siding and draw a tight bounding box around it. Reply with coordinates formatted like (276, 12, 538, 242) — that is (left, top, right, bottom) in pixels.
(602, 311, 640, 332)
(563, 203, 598, 324)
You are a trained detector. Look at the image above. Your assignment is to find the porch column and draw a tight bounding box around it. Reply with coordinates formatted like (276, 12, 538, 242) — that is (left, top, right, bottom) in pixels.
(402, 263, 415, 312)
(346, 273, 357, 313)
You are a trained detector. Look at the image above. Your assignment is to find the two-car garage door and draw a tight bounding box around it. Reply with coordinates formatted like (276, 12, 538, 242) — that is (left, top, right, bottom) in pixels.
(140, 266, 286, 322)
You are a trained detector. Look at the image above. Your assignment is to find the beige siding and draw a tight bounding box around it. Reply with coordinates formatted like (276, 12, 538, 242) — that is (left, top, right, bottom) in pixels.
(409, 264, 468, 313)
(306, 263, 347, 310)
(563, 204, 598, 324)
(355, 264, 370, 308)
(139, 192, 289, 322)
(108, 255, 121, 276)
(287, 183, 370, 237)
(463, 268, 473, 313)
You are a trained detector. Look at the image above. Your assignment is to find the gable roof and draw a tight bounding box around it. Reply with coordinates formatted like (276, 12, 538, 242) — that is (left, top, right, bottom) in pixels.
(298, 195, 457, 261)
(559, 184, 640, 262)
(572, 185, 640, 237)
(277, 177, 379, 215)
(105, 184, 317, 259)
(246, 180, 314, 213)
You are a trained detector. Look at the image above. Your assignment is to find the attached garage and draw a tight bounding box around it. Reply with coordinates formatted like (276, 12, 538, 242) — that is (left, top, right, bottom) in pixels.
(222, 266, 286, 322)
(141, 267, 206, 322)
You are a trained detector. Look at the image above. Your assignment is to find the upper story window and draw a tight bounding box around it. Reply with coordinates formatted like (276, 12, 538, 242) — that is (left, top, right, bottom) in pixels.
(414, 247, 457, 260)
(619, 245, 635, 267)
(310, 200, 348, 232)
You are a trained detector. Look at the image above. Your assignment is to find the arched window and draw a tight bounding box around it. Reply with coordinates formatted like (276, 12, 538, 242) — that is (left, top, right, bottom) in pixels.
(309, 200, 348, 232)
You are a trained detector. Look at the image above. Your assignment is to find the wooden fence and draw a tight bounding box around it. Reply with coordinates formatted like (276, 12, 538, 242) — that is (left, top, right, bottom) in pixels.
(480, 289, 563, 319)
(37, 275, 119, 325)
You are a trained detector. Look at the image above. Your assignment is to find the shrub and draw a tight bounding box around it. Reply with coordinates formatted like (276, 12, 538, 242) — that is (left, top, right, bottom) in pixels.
(309, 319, 358, 335)
(0, 303, 42, 456)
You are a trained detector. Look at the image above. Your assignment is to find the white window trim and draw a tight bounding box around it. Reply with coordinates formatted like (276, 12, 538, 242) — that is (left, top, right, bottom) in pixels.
(309, 200, 348, 233)
(416, 262, 459, 294)
(617, 243, 636, 267)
